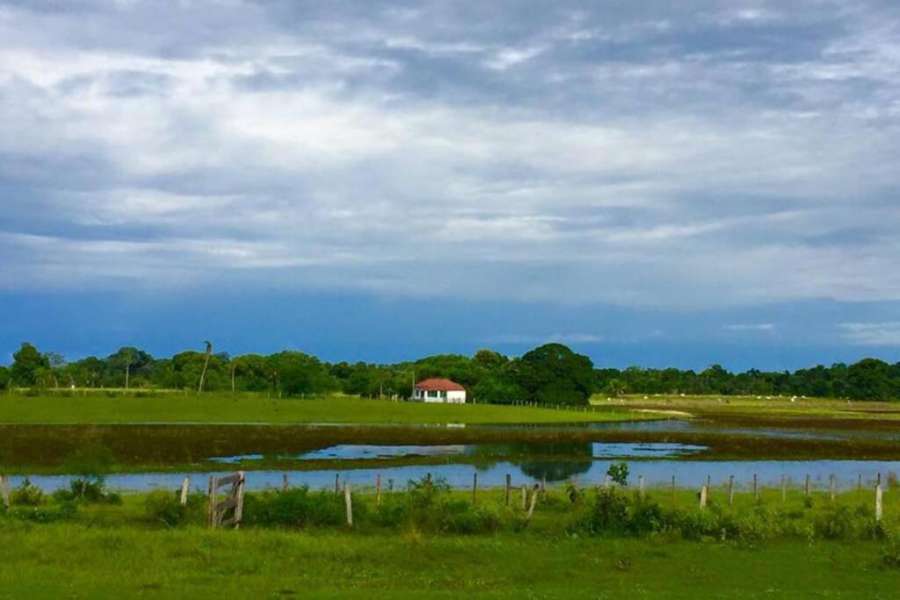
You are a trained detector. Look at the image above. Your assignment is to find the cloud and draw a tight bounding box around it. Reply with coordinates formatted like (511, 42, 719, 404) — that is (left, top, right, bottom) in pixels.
(724, 323, 776, 332)
(839, 322, 900, 346)
(2, 1, 900, 310)
(485, 333, 605, 345)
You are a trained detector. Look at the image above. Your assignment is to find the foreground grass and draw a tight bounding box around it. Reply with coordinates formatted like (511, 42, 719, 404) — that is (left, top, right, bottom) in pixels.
(0, 393, 645, 425)
(3, 485, 900, 598)
(0, 523, 896, 598)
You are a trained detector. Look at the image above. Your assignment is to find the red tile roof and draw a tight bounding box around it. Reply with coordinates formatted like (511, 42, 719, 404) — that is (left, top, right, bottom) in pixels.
(415, 378, 466, 392)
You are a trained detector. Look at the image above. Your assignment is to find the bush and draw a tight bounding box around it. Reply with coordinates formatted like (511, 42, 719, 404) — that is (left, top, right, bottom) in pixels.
(7, 502, 77, 523)
(438, 500, 503, 535)
(242, 487, 347, 528)
(144, 490, 205, 527)
(11, 478, 45, 506)
(52, 478, 121, 505)
(579, 488, 629, 534)
(814, 505, 873, 541)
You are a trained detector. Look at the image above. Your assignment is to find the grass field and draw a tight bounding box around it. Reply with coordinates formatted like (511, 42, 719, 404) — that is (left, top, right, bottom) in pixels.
(2, 526, 895, 598)
(594, 394, 900, 422)
(2, 486, 899, 598)
(0, 392, 645, 425)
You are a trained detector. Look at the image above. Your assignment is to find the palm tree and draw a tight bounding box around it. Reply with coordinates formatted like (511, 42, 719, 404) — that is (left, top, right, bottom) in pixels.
(198, 341, 213, 393)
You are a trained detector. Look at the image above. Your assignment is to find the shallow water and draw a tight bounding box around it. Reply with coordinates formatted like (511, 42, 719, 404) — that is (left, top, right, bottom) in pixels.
(209, 441, 708, 463)
(13, 459, 899, 493)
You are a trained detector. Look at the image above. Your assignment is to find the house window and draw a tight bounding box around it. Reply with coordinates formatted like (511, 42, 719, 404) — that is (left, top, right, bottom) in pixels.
(427, 390, 439, 398)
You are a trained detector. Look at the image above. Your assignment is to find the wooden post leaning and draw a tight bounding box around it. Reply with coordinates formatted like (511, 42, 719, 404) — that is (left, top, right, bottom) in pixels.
(699, 485, 708, 509)
(728, 475, 735, 506)
(208, 471, 246, 529)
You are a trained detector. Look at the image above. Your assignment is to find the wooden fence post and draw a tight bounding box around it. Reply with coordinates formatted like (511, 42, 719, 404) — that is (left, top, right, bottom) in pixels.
(472, 472, 478, 504)
(857, 473, 862, 493)
(376, 474, 382, 506)
(282, 473, 289, 493)
(829, 475, 836, 502)
(671, 475, 676, 502)
(638, 475, 645, 499)
(521, 485, 527, 510)
(526, 485, 539, 520)
(728, 475, 734, 506)
(335, 473, 340, 495)
(505, 474, 511, 506)
(233, 473, 245, 530)
(180, 477, 190, 506)
(0, 475, 10, 510)
(805, 474, 811, 497)
(699, 485, 708, 509)
(781, 475, 786, 503)
(875, 484, 883, 522)
(344, 483, 353, 527)
(753, 474, 759, 500)
(207, 475, 217, 527)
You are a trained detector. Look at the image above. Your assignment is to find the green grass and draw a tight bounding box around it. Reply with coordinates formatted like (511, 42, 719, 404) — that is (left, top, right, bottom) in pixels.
(594, 394, 900, 422)
(0, 392, 646, 426)
(2, 525, 896, 598)
(3, 483, 900, 599)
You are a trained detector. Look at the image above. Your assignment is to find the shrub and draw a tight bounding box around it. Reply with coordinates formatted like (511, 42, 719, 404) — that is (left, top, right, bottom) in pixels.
(438, 500, 503, 534)
(579, 487, 629, 534)
(242, 487, 347, 528)
(52, 478, 121, 505)
(144, 490, 205, 527)
(7, 502, 77, 523)
(882, 535, 900, 569)
(607, 463, 629, 486)
(11, 478, 45, 506)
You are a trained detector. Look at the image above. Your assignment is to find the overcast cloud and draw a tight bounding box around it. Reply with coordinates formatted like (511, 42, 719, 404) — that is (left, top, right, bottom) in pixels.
(2, 1, 900, 362)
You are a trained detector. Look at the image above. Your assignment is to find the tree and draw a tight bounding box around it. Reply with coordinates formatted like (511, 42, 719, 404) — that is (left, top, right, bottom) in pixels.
(267, 351, 340, 396)
(108, 347, 152, 389)
(514, 343, 595, 406)
(198, 341, 213, 393)
(0, 366, 9, 390)
(10, 343, 49, 387)
(847, 358, 896, 401)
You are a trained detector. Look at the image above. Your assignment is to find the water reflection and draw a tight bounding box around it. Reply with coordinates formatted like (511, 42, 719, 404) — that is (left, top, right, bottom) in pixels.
(11, 460, 900, 493)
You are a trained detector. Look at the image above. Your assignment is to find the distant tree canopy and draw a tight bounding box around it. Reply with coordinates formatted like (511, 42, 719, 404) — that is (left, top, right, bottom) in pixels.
(514, 343, 595, 406)
(2, 340, 899, 402)
(11, 342, 50, 387)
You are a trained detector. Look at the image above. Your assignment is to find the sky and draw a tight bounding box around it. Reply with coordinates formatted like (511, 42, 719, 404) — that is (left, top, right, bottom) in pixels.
(1, 0, 900, 370)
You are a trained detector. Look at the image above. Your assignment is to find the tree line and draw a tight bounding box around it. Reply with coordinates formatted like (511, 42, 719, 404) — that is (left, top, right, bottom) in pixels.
(1, 341, 898, 402)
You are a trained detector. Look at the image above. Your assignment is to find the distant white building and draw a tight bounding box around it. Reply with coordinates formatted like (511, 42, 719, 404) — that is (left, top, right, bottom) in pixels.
(411, 378, 467, 404)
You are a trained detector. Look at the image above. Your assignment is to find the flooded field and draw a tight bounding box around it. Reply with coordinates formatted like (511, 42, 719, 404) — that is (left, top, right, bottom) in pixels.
(4, 412, 900, 488)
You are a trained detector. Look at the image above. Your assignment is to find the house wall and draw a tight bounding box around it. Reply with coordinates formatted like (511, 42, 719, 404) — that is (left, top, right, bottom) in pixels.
(412, 388, 467, 403)
(446, 390, 466, 404)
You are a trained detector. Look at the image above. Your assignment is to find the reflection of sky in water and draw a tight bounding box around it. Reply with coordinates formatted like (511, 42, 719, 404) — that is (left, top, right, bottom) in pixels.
(13, 460, 900, 492)
(209, 441, 707, 464)
(518, 419, 900, 442)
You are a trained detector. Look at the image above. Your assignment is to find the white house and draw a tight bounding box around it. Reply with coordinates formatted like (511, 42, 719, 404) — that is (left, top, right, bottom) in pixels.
(411, 378, 467, 404)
